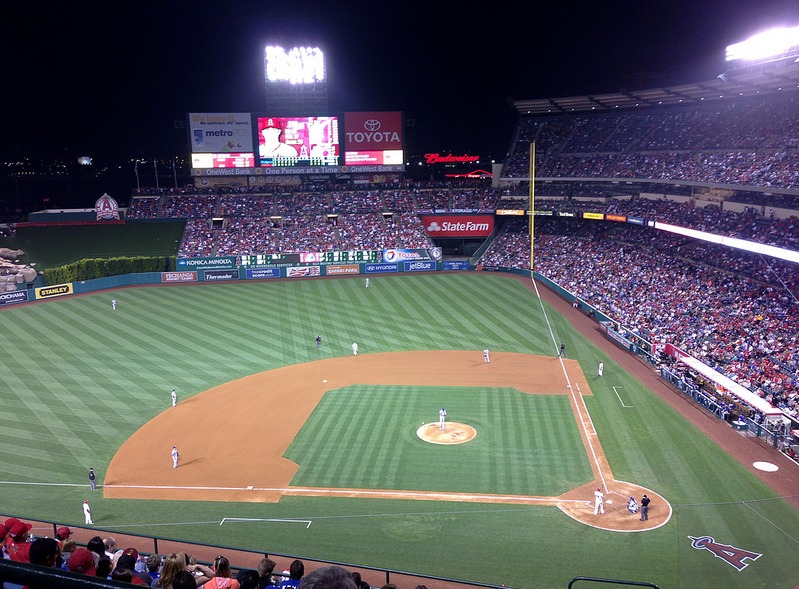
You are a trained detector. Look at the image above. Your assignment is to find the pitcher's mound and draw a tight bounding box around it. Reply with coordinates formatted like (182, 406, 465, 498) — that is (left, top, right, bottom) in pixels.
(417, 422, 477, 445)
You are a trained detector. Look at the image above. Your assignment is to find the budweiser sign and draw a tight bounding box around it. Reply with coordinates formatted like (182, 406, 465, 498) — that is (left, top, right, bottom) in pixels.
(424, 153, 480, 164)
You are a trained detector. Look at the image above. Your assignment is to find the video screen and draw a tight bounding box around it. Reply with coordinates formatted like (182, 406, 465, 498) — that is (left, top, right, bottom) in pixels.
(191, 152, 255, 169)
(256, 116, 340, 167)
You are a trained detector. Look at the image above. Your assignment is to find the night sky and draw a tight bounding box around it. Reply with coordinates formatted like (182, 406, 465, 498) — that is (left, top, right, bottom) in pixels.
(3, 0, 798, 162)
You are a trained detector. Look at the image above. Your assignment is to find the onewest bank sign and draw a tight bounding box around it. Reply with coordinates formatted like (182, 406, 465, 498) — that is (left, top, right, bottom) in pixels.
(421, 215, 494, 238)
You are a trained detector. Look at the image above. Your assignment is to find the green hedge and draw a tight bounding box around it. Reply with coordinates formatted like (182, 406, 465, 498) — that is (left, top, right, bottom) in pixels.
(44, 256, 175, 284)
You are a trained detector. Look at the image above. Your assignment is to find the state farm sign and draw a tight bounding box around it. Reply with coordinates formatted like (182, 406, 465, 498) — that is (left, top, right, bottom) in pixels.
(421, 215, 494, 238)
(344, 112, 403, 150)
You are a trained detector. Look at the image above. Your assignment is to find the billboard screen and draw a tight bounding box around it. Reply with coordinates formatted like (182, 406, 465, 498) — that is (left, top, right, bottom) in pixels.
(344, 112, 403, 167)
(256, 116, 340, 168)
(421, 215, 494, 238)
(191, 152, 255, 169)
(189, 113, 254, 153)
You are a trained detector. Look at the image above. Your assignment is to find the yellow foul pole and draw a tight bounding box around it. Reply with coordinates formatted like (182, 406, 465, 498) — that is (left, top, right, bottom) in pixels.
(529, 142, 536, 270)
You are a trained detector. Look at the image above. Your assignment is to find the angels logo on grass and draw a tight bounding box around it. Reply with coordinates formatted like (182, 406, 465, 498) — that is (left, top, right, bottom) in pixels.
(689, 535, 762, 571)
(95, 193, 120, 220)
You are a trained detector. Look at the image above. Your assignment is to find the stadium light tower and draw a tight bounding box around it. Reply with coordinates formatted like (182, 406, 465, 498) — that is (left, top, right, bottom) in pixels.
(264, 44, 328, 114)
(725, 25, 799, 62)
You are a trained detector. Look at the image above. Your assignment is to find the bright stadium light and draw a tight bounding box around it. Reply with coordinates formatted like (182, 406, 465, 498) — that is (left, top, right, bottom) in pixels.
(264, 45, 325, 84)
(725, 25, 799, 61)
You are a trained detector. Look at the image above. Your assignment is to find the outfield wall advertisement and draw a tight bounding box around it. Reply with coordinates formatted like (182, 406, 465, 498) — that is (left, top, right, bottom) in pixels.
(421, 215, 494, 238)
(0, 291, 29, 306)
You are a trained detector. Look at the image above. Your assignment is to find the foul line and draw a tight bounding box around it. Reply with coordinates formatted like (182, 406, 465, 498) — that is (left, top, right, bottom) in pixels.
(531, 277, 610, 493)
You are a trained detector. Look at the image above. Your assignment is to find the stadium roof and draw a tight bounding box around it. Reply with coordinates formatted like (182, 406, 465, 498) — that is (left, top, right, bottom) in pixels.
(513, 60, 799, 114)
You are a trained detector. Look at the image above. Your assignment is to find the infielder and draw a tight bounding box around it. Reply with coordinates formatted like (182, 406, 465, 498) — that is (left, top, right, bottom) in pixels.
(352, 342, 359, 356)
(171, 446, 179, 469)
(171, 389, 177, 407)
(439, 408, 447, 429)
(598, 361, 604, 377)
(111, 299, 116, 311)
(483, 348, 490, 363)
(83, 500, 93, 525)
(593, 487, 605, 515)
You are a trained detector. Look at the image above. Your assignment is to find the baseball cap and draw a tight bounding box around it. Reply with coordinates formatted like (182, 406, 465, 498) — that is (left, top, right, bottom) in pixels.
(68, 547, 97, 576)
(4, 517, 20, 528)
(9, 521, 32, 538)
(263, 118, 282, 130)
(57, 526, 72, 538)
(0, 524, 9, 541)
(123, 547, 139, 560)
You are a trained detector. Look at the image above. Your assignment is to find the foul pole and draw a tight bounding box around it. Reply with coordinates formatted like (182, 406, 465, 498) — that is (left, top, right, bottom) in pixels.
(529, 142, 536, 270)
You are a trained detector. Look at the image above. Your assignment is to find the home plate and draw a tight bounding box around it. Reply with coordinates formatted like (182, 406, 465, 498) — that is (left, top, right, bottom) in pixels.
(753, 461, 778, 472)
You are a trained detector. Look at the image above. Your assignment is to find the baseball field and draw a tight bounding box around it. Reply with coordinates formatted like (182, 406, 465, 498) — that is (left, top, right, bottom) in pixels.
(1, 272, 798, 588)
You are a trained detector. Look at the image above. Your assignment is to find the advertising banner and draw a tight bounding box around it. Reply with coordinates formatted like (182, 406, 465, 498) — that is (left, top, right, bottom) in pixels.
(35, 284, 73, 299)
(583, 212, 605, 220)
(161, 272, 198, 283)
(203, 269, 239, 281)
(325, 264, 360, 275)
(365, 263, 398, 274)
(443, 260, 470, 270)
(245, 268, 281, 279)
(176, 257, 238, 271)
(0, 290, 29, 306)
(286, 266, 321, 277)
(382, 249, 432, 263)
(404, 261, 436, 272)
(420, 215, 493, 238)
(344, 112, 403, 151)
(189, 113, 254, 153)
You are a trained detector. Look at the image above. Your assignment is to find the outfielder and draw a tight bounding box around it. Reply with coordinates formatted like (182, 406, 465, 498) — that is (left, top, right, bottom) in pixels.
(111, 299, 116, 311)
(365, 278, 369, 288)
(352, 342, 359, 356)
(598, 361, 604, 377)
(439, 408, 447, 429)
(171, 389, 177, 407)
(593, 487, 605, 515)
(171, 446, 179, 469)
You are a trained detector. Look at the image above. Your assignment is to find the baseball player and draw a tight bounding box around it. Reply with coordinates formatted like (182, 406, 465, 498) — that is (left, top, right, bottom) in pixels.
(439, 408, 447, 429)
(365, 277, 369, 288)
(171, 446, 179, 469)
(316, 335, 322, 349)
(352, 342, 358, 356)
(483, 348, 490, 363)
(627, 496, 639, 514)
(598, 361, 604, 377)
(593, 487, 605, 515)
(111, 299, 116, 311)
(83, 500, 93, 525)
(171, 389, 177, 407)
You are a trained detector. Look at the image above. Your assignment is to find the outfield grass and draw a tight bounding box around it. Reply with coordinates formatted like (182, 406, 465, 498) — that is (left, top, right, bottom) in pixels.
(1, 273, 798, 588)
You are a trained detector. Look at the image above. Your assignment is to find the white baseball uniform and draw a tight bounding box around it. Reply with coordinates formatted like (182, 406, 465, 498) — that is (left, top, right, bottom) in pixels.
(111, 299, 116, 310)
(483, 348, 490, 363)
(594, 488, 605, 515)
(439, 408, 447, 429)
(83, 501, 93, 524)
(598, 362, 604, 377)
(171, 389, 177, 407)
(352, 342, 358, 356)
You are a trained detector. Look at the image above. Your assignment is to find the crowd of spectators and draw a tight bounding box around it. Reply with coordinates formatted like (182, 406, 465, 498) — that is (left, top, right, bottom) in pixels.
(482, 215, 799, 422)
(502, 92, 799, 192)
(1, 521, 437, 589)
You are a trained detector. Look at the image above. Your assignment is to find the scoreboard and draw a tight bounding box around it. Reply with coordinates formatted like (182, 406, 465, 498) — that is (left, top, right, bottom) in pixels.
(238, 250, 380, 266)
